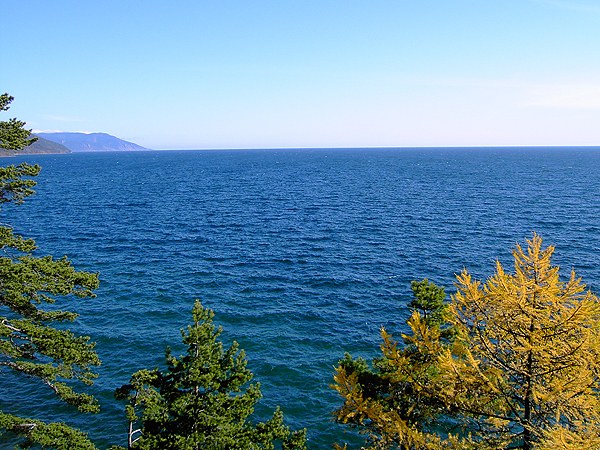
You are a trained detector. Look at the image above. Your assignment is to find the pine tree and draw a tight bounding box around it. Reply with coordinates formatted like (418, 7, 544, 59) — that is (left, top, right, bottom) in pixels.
(115, 300, 307, 449)
(1, 93, 101, 449)
(333, 235, 600, 449)
(0, 93, 37, 153)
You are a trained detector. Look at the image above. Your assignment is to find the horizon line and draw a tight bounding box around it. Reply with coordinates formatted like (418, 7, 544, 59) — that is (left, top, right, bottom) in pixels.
(151, 144, 600, 151)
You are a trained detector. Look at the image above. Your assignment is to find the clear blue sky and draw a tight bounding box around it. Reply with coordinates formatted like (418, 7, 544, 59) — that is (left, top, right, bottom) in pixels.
(3, 0, 600, 149)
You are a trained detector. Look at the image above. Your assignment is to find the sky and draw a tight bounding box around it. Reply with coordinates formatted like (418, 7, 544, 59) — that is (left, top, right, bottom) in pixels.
(3, 0, 600, 149)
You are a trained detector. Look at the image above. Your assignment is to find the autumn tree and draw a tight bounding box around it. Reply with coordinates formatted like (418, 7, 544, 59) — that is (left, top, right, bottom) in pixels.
(333, 235, 600, 449)
(333, 279, 456, 449)
(0, 93, 101, 449)
(115, 300, 307, 449)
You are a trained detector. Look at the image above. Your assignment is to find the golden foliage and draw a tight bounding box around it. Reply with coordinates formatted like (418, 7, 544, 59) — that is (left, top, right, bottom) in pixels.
(535, 423, 600, 449)
(333, 234, 600, 449)
(443, 234, 600, 446)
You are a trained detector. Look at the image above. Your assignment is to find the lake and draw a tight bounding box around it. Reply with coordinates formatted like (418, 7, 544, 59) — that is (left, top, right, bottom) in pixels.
(3, 147, 600, 448)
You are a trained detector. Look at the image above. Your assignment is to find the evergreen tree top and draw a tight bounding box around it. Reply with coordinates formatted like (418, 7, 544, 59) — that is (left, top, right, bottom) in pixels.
(1, 93, 100, 449)
(115, 300, 307, 449)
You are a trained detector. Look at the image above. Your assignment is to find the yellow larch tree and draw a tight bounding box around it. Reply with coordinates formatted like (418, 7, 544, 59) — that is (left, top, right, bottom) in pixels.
(440, 233, 600, 449)
(333, 235, 600, 450)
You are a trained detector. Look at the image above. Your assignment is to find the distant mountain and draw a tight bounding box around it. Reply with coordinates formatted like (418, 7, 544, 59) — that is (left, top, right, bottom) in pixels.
(26, 136, 71, 154)
(0, 136, 71, 156)
(36, 132, 149, 152)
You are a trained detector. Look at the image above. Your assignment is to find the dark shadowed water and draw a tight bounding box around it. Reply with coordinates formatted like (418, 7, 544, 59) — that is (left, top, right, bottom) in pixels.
(3, 147, 600, 448)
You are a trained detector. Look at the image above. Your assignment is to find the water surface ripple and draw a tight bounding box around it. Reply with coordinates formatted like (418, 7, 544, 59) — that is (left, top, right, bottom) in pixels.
(3, 147, 600, 447)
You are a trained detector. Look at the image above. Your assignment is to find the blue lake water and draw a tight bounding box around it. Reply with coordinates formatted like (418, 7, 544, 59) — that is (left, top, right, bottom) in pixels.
(3, 147, 600, 448)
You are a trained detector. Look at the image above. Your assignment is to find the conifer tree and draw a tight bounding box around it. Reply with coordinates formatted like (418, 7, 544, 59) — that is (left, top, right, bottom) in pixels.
(0, 94, 37, 152)
(333, 235, 600, 449)
(333, 279, 454, 449)
(115, 300, 307, 449)
(1, 93, 101, 449)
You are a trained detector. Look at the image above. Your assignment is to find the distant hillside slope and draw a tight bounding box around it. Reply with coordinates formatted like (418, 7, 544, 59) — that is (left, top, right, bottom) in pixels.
(36, 132, 149, 152)
(0, 136, 71, 156)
